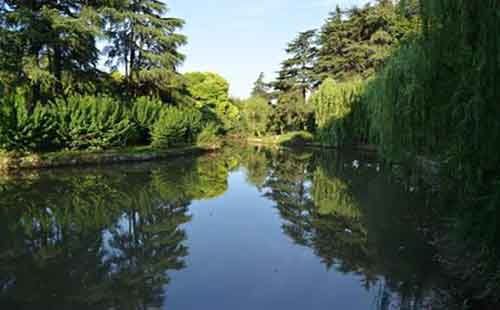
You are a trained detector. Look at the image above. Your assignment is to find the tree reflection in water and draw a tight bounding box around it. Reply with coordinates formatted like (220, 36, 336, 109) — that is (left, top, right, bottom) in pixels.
(0, 147, 447, 310)
(257, 148, 442, 310)
(0, 154, 233, 310)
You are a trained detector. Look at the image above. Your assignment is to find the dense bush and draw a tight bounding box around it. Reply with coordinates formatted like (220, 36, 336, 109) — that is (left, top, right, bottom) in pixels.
(129, 96, 163, 144)
(309, 79, 366, 147)
(151, 107, 203, 148)
(184, 72, 240, 132)
(54, 96, 132, 150)
(196, 122, 222, 147)
(0, 94, 58, 152)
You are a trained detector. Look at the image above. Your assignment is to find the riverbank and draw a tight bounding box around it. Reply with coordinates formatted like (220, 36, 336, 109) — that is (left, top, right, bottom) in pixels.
(247, 131, 377, 152)
(0, 144, 219, 172)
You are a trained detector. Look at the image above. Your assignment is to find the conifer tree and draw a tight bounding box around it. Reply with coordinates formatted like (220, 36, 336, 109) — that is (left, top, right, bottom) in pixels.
(251, 72, 271, 100)
(0, 1, 103, 101)
(274, 29, 318, 99)
(315, 1, 415, 81)
(103, 0, 187, 99)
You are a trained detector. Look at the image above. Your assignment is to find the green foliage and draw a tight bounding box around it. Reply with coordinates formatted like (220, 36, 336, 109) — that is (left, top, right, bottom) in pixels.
(103, 0, 187, 98)
(269, 1, 418, 140)
(251, 72, 271, 100)
(151, 107, 203, 148)
(130, 96, 163, 144)
(312, 168, 360, 219)
(0, 94, 57, 152)
(0, 1, 103, 101)
(184, 72, 240, 132)
(315, 2, 419, 82)
(54, 96, 132, 151)
(364, 1, 500, 304)
(310, 78, 365, 147)
(273, 89, 314, 134)
(365, 43, 430, 160)
(278, 131, 314, 147)
(239, 96, 271, 137)
(274, 30, 318, 94)
(196, 122, 222, 147)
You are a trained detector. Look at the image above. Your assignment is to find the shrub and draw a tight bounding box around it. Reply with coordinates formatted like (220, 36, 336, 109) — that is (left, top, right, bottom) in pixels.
(151, 107, 203, 148)
(196, 122, 222, 147)
(54, 96, 132, 150)
(129, 96, 163, 144)
(0, 94, 58, 152)
(279, 131, 314, 147)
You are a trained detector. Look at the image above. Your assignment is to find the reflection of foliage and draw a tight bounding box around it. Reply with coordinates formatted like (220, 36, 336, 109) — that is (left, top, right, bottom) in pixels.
(152, 154, 232, 202)
(262, 148, 442, 308)
(240, 146, 270, 188)
(0, 151, 236, 309)
(106, 199, 190, 309)
(312, 168, 360, 219)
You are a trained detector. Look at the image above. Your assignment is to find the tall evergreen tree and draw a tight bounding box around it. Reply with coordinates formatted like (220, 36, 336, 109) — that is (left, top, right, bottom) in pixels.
(274, 29, 318, 98)
(251, 72, 271, 100)
(0, 1, 102, 101)
(103, 0, 187, 99)
(315, 1, 415, 82)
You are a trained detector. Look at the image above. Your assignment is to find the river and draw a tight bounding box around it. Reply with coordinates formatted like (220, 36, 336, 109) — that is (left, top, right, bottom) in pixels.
(0, 145, 445, 309)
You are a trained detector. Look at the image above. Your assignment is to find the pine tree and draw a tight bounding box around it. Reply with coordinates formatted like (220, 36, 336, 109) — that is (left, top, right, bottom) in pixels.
(251, 72, 271, 100)
(0, 1, 102, 102)
(103, 0, 187, 99)
(315, 1, 415, 82)
(274, 29, 318, 99)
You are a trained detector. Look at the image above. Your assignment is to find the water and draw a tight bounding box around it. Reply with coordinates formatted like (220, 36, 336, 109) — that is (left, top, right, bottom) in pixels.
(0, 146, 443, 310)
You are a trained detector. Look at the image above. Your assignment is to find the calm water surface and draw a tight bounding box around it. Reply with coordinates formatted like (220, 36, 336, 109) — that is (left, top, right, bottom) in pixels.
(0, 146, 443, 309)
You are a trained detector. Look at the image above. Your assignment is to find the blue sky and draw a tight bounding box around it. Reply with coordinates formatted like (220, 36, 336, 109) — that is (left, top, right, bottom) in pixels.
(168, 0, 370, 98)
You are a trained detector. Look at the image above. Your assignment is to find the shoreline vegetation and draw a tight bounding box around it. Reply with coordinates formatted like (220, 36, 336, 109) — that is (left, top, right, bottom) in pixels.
(1, 0, 499, 308)
(246, 131, 378, 152)
(0, 144, 219, 172)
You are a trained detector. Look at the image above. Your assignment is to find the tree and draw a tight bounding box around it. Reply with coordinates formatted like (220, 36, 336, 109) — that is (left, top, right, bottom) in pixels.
(315, 1, 417, 82)
(0, 1, 103, 102)
(240, 96, 271, 137)
(271, 30, 318, 134)
(273, 89, 313, 134)
(251, 72, 271, 100)
(309, 78, 364, 147)
(103, 0, 187, 99)
(274, 29, 318, 99)
(184, 72, 240, 132)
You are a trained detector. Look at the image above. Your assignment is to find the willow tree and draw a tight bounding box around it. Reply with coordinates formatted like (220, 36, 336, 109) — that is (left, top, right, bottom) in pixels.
(104, 0, 187, 99)
(365, 1, 500, 304)
(309, 78, 365, 147)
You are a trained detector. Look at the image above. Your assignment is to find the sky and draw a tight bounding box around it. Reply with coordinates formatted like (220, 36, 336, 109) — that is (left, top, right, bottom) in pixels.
(168, 0, 371, 98)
